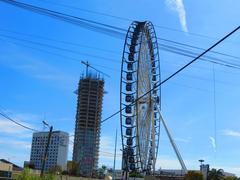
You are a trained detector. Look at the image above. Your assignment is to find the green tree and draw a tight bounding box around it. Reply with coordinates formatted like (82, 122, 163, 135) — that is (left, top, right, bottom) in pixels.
(41, 174, 54, 180)
(102, 165, 107, 172)
(224, 176, 238, 180)
(129, 171, 143, 178)
(17, 168, 38, 180)
(17, 168, 54, 180)
(67, 161, 79, 176)
(48, 165, 62, 175)
(184, 171, 204, 180)
(208, 168, 224, 180)
(98, 165, 107, 178)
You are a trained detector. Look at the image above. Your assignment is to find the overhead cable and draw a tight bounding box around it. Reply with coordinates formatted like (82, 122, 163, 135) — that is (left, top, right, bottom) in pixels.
(0, 110, 38, 131)
(0, 0, 126, 39)
(101, 26, 240, 123)
(1, 33, 240, 70)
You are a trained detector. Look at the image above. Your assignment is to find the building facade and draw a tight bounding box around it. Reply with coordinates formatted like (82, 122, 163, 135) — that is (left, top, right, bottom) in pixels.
(30, 131, 69, 172)
(73, 74, 104, 177)
(0, 161, 12, 179)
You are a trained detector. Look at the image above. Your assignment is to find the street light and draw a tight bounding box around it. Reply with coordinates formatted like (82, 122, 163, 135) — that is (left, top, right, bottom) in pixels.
(42, 121, 50, 128)
(40, 121, 53, 177)
(199, 159, 204, 166)
(199, 159, 205, 174)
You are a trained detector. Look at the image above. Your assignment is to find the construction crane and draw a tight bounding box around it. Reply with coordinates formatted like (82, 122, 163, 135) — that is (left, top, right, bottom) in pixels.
(74, 61, 109, 95)
(81, 60, 110, 78)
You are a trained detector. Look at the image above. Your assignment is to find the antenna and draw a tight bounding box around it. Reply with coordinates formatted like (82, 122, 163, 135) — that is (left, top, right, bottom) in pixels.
(81, 60, 110, 78)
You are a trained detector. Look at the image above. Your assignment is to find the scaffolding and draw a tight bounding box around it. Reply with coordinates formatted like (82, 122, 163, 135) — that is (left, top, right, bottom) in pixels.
(73, 75, 104, 177)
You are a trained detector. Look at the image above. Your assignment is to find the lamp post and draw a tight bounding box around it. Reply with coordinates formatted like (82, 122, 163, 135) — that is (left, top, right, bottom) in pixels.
(199, 159, 204, 166)
(199, 159, 209, 180)
(199, 159, 205, 176)
(112, 129, 117, 180)
(40, 121, 53, 177)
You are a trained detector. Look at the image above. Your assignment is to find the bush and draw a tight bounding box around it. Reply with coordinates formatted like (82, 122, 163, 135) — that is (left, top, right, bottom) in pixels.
(224, 176, 238, 180)
(17, 168, 55, 180)
(129, 171, 144, 178)
(184, 171, 204, 180)
(17, 168, 38, 180)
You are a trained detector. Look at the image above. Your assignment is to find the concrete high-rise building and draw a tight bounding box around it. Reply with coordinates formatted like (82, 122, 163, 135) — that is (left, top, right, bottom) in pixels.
(30, 131, 69, 171)
(73, 74, 104, 177)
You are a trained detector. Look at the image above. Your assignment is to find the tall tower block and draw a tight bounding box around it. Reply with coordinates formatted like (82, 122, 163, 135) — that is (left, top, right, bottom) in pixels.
(72, 74, 104, 177)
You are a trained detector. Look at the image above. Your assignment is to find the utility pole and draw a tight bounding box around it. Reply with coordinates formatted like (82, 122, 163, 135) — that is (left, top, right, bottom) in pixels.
(40, 125, 53, 177)
(112, 129, 118, 180)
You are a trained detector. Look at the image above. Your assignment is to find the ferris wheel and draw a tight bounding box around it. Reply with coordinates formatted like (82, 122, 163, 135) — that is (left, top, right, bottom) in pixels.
(120, 21, 161, 175)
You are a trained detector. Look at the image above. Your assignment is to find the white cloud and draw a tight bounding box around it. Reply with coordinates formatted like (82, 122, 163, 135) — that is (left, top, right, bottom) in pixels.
(0, 139, 31, 149)
(209, 136, 216, 152)
(223, 129, 240, 138)
(99, 135, 122, 168)
(68, 134, 74, 153)
(100, 136, 122, 152)
(165, 0, 188, 32)
(156, 157, 181, 169)
(0, 151, 29, 166)
(0, 118, 33, 135)
(155, 155, 198, 171)
(0, 44, 76, 88)
(174, 137, 191, 143)
(68, 135, 123, 168)
(0, 110, 39, 137)
(214, 165, 240, 177)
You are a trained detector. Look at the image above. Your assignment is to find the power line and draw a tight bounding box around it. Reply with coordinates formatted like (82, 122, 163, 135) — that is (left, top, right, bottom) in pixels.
(2, 33, 240, 93)
(0, 34, 120, 63)
(213, 64, 217, 157)
(0, 108, 85, 146)
(72, 60, 240, 88)
(90, 62, 240, 88)
(2, 34, 239, 89)
(158, 44, 240, 67)
(159, 45, 240, 70)
(1, 0, 240, 69)
(2, 0, 240, 50)
(2, 33, 240, 91)
(0, 108, 77, 140)
(0, 110, 38, 131)
(0, 0, 126, 39)
(7, 0, 238, 48)
(0, 1, 239, 126)
(37, 0, 133, 22)
(36, 0, 222, 40)
(0, 29, 120, 55)
(1, 0, 239, 68)
(101, 26, 240, 123)
(2, 33, 240, 71)
(158, 37, 240, 61)
(1, 28, 239, 62)
(39, 0, 240, 44)
(0, 37, 84, 63)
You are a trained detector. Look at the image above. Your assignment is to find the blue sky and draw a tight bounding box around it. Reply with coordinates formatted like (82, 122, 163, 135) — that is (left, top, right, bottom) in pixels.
(0, 0, 240, 176)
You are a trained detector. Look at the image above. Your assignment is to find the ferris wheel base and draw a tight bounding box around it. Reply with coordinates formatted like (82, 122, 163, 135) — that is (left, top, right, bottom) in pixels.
(144, 175, 156, 180)
(123, 175, 156, 180)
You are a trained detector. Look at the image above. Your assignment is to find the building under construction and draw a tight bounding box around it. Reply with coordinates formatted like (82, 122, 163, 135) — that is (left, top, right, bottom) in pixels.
(72, 73, 104, 177)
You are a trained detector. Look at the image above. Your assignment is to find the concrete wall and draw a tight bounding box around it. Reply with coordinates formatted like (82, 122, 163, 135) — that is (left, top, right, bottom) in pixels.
(56, 175, 101, 180)
(0, 162, 12, 172)
(155, 176, 184, 180)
